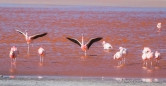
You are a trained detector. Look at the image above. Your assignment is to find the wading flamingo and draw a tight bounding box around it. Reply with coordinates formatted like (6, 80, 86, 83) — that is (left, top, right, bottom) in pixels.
(142, 52, 148, 66)
(157, 23, 161, 32)
(142, 47, 153, 67)
(155, 51, 161, 66)
(38, 47, 45, 62)
(113, 51, 123, 66)
(9, 46, 19, 63)
(142, 47, 151, 53)
(66, 34, 102, 56)
(147, 51, 154, 67)
(102, 41, 113, 52)
(119, 47, 128, 64)
(15, 29, 47, 53)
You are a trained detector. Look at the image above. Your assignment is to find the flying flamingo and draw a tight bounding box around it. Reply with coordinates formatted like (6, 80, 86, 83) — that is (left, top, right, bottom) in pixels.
(155, 51, 161, 66)
(102, 41, 113, 52)
(9, 46, 19, 63)
(113, 51, 123, 66)
(66, 34, 102, 56)
(119, 47, 128, 64)
(15, 29, 47, 53)
(157, 23, 161, 32)
(38, 47, 45, 62)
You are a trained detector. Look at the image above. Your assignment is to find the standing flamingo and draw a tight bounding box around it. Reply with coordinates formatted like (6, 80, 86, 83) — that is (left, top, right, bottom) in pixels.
(147, 51, 154, 67)
(119, 47, 128, 64)
(142, 52, 148, 66)
(9, 46, 19, 63)
(142, 47, 151, 53)
(142, 47, 153, 67)
(102, 41, 113, 52)
(113, 51, 123, 66)
(38, 47, 45, 62)
(157, 23, 161, 32)
(15, 29, 47, 53)
(155, 51, 161, 66)
(66, 34, 102, 56)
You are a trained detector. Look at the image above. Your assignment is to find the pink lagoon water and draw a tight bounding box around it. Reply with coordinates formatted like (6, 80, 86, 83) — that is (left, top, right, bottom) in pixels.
(0, 6, 166, 78)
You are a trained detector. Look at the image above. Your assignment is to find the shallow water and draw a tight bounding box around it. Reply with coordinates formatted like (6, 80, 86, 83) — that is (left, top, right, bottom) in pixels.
(0, 6, 166, 78)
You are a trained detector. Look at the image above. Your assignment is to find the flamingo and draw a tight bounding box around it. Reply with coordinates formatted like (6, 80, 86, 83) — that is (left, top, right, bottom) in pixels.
(143, 47, 151, 53)
(147, 51, 154, 67)
(142, 52, 148, 66)
(66, 34, 102, 56)
(155, 51, 161, 66)
(102, 41, 113, 52)
(38, 47, 45, 62)
(119, 47, 128, 64)
(142, 47, 153, 67)
(113, 51, 123, 66)
(15, 29, 47, 53)
(157, 23, 161, 32)
(9, 46, 19, 63)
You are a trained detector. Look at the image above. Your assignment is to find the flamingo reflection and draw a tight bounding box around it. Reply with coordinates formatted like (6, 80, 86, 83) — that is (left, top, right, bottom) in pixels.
(66, 34, 102, 56)
(15, 29, 47, 53)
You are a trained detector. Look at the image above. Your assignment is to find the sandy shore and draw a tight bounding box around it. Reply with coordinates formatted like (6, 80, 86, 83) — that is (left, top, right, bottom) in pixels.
(0, 76, 166, 86)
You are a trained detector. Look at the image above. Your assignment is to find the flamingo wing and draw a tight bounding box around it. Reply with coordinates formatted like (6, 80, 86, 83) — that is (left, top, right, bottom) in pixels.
(86, 37, 102, 49)
(15, 29, 26, 36)
(66, 37, 81, 47)
(30, 32, 47, 40)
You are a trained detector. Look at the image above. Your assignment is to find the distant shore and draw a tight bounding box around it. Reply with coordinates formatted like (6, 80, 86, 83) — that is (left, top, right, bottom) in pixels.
(0, 0, 166, 8)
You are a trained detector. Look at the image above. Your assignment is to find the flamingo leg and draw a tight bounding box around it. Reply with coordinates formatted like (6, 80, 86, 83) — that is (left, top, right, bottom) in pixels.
(120, 60, 122, 65)
(143, 60, 147, 67)
(27, 44, 30, 54)
(11, 61, 13, 68)
(143, 60, 147, 66)
(146, 61, 147, 67)
(42, 56, 43, 62)
(156, 60, 159, 66)
(150, 59, 153, 67)
(122, 58, 125, 64)
(40, 56, 41, 62)
(11, 59, 13, 63)
(118, 60, 121, 66)
(14, 58, 16, 62)
(158, 60, 160, 66)
(124, 58, 126, 64)
(84, 52, 87, 56)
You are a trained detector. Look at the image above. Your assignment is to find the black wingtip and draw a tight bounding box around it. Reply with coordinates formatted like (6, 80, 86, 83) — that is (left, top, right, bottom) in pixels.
(44, 32, 48, 35)
(66, 37, 71, 40)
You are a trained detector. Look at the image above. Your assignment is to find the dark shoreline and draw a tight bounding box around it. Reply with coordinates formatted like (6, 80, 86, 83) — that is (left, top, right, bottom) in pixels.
(0, 76, 166, 86)
(1, 75, 166, 82)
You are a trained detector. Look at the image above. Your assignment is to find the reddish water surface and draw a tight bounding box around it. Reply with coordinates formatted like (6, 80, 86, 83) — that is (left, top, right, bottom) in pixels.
(0, 6, 166, 78)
